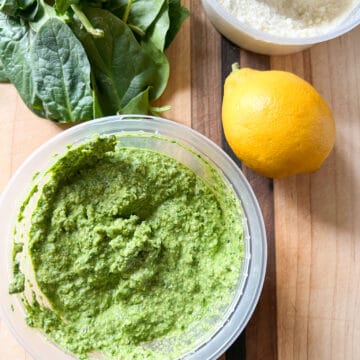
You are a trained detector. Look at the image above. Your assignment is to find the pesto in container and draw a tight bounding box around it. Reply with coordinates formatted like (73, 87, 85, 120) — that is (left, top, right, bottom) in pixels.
(10, 135, 244, 359)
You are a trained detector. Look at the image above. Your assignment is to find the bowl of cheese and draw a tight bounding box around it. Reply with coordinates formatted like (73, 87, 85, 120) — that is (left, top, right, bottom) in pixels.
(202, 0, 360, 55)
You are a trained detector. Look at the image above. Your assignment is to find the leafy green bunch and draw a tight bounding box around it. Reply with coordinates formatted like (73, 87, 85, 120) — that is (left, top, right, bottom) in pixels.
(0, 0, 189, 122)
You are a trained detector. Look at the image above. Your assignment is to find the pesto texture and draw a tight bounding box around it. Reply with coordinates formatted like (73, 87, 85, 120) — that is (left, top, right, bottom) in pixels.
(9, 242, 25, 294)
(13, 136, 244, 359)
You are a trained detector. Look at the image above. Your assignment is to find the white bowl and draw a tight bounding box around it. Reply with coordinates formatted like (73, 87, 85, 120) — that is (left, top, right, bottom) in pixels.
(202, 0, 360, 55)
(0, 115, 267, 360)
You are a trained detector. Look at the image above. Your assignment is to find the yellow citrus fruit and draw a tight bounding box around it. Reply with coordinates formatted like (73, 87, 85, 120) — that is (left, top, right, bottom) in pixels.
(222, 66, 336, 178)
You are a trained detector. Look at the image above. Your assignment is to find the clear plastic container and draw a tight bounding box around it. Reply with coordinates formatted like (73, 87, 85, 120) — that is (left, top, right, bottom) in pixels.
(0, 115, 267, 360)
(202, 0, 360, 55)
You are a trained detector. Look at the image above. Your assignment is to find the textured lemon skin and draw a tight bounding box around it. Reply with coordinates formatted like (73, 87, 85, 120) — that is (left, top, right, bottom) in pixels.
(222, 68, 336, 178)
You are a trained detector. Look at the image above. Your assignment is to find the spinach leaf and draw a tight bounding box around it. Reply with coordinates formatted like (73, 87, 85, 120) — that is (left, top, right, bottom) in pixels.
(54, 0, 71, 14)
(17, 0, 37, 11)
(29, 0, 65, 32)
(128, 0, 165, 31)
(120, 87, 150, 114)
(0, 60, 9, 82)
(18, 0, 42, 22)
(0, 0, 18, 16)
(108, 0, 165, 33)
(0, 0, 38, 18)
(141, 40, 169, 101)
(165, 0, 189, 49)
(91, 72, 103, 118)
(72, 8, 168, 115)
(30, 18, 93, 122)
(0, 0, 187, 122)
(105, 0, 127, 17)
(0, 13, 45, 116)
(145, 0, 169, 51)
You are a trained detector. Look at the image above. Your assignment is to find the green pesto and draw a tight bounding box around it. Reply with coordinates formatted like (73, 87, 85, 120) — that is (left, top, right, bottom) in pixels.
(31, 171, 40, 182)
(17, 184, 38, 222)
(13, 136, 244, 359)
(9, 242, 24, 294)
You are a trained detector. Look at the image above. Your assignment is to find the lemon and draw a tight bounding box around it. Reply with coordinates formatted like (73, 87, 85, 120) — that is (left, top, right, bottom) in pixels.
(222, 66, 336, 178)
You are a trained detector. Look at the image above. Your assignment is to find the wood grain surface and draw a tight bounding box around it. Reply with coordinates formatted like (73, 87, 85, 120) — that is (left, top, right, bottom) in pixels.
(272, 28, 360, 360)
(1, 2, 360, 360)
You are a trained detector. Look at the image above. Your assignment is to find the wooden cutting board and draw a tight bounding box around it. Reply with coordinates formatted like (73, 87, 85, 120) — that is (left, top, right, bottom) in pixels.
(1, 2, 360, 359)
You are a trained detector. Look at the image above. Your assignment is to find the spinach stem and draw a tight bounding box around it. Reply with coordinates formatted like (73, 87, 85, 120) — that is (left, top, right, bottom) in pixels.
(150, 105, 171, 116)
(232, 62, 240, 72)
(128, 24, 145, 36)
(71, 4, 104, 38)
(122, 0, 134, 23)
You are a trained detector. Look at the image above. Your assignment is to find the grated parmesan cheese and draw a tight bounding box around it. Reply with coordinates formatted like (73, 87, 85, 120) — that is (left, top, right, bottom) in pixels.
(218, 0, 358, 37)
